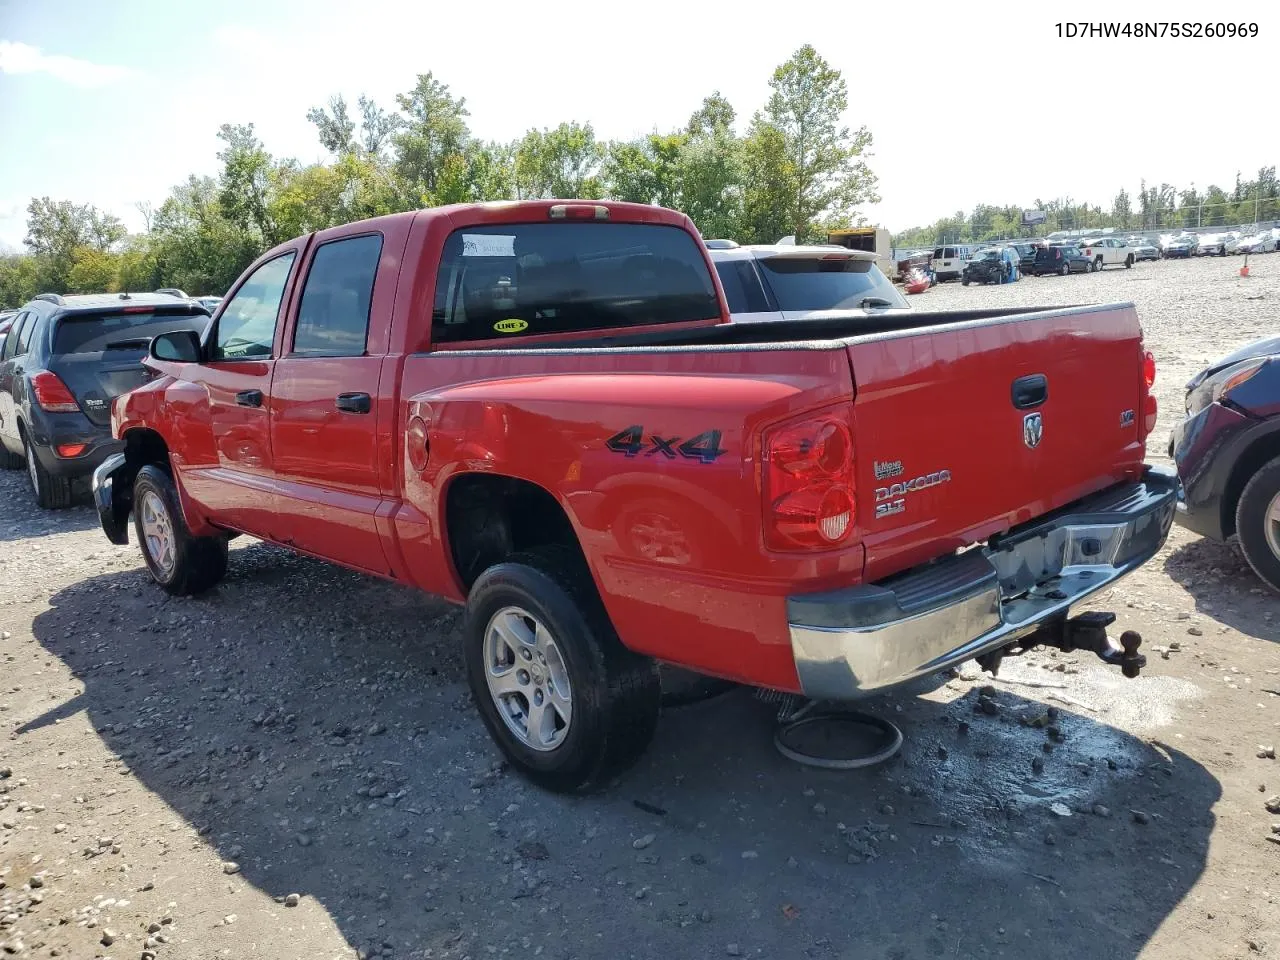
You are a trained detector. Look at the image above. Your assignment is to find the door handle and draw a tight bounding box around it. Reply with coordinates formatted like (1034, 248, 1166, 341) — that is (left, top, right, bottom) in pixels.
(1011, 374, 1048, 410)
(235, 389, 264, 408)
(335, 392, 371, 414)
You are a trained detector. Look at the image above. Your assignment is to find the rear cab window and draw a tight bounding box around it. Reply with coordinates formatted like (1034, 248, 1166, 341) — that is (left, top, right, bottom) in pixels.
(53, 309, 206, 356)
(431, 223, 720, 343)
(755, 255, 907, 311)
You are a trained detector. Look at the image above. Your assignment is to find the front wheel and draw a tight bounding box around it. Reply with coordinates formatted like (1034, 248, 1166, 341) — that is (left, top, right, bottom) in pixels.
(1235, 456, 1280, 593)
(1125, 254, 1134, 268)
(961, 278, 970, 286)
(1060, 263, 1069, 276)
(132, 465, 228, 595)
(1, 443, 24, 470)
(464, 546, 661, 793)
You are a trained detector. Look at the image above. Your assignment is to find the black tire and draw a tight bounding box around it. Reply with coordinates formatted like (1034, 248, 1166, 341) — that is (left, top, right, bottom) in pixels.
(1125, 254, 1133, 268)
(24, 436, 73, 509)
(132, 464, 228, 595)
(961, 278, 970, 286)
(1235, 455, 1280, 593)
(464, 545, 661, 793)
(0, 444, 23, 470)
(1060, 263, 1069, 277)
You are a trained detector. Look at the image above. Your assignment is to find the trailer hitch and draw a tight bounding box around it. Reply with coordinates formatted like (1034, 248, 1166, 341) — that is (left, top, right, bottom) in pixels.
(977, 611, 1146, 679)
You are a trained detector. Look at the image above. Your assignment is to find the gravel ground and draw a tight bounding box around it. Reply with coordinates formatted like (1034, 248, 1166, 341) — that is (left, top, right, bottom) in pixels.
(2, 253, 1279, 960)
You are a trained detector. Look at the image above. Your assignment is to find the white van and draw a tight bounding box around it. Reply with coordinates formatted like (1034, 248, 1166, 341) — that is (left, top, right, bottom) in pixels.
(932, 245, 974, 282)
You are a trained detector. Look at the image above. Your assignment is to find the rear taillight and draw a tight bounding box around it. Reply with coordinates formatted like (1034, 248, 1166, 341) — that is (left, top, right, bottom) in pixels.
(763, 408, 856, 550)
(30, 371, 79, 413)
(1140, 348, 1158, 437)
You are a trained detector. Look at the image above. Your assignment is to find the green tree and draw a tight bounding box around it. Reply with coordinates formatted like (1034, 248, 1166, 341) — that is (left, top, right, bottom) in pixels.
(0, 255, 40, 307)
(216, 123, 281, 244)
(24, 197, 125, 292)
(1111, 189, 1132, 229)
(756, 45, 878, 242)
(358, 96, 403, 159)
(66, 247, 119, 293)
(1203, 185, 1229, 226)
(306, 95, 358, 156)
(513, 123, 604, 199)
(740, 119, 793, 243)
(678, 94, 744, 240)
(393, 72, 471, 204)
(604, 133, 685, 208)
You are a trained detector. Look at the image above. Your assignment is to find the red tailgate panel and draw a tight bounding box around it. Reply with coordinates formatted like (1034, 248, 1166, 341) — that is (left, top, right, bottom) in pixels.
(847, 306, 1147, 582)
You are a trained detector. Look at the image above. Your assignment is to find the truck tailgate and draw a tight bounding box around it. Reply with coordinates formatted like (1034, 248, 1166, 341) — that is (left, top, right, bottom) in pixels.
(848, 306, 1147, 581)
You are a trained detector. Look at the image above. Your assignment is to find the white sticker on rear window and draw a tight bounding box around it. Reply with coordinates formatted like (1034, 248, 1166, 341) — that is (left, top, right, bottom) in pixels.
(461, 234, 515, 257)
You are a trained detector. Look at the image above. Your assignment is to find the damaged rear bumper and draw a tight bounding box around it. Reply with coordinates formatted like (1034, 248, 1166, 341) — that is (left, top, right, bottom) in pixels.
(786, 465, 1178, 700)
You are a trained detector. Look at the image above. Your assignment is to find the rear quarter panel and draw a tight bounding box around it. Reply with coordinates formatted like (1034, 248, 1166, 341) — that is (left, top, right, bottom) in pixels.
(394, 346, 860, 691)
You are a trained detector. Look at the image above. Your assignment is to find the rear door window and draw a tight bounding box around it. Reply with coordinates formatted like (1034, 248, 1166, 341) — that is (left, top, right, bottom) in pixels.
(14, 313, 37, 357)
(2, 312, 29, 360)
(713, 259, 771, 314)
(431, 222, 720, 342)
(291, 234, 383, 357)
(755, 256, 907, 311)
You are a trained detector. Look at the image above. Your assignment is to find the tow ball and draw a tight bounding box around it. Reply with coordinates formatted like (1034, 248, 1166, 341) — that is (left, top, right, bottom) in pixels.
(976, 611, 1147, 679)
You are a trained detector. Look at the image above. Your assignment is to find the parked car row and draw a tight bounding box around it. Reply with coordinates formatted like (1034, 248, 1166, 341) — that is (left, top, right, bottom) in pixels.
(916, 228, 1279, 284)
(1158, 228, 1280, 257)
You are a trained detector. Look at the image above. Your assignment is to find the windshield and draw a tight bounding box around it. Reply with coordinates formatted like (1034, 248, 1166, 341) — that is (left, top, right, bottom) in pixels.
(755, 255, 906, 311)
(432, 222, 720, 342)
(973, 249, 1001, 261)
(52, 310, 207, 355)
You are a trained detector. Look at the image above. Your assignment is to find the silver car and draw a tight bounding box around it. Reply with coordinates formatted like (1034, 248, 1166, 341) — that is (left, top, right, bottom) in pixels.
(706, 241, 909, 323)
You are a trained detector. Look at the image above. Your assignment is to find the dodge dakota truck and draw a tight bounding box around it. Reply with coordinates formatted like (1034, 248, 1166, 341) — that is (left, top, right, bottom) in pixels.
(92, 199, 1176, 792)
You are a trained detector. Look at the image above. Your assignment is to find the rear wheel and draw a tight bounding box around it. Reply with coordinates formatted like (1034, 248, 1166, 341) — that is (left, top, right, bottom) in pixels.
(961, 278, 970, 286)
(1235, 456, 1280, 593)
(1060, 263, 1069, 277)
(24, 437, 73, 509)
(464, 545, 661, 793)
(132, 465, 228, 595)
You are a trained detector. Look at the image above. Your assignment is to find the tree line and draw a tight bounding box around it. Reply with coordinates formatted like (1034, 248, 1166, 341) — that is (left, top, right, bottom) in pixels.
(895, 168, 1280, 248)
(0, 45, 877, 305)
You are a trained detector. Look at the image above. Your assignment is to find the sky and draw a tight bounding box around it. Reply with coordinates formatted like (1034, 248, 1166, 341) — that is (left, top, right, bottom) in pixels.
(0, 0, 1276, 252)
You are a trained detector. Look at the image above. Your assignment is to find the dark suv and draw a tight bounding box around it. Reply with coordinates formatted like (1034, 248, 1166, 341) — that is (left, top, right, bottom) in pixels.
(0, 293, 209, 508)
(1170, 334, 1280, 592)
(1030, 245, 1092, 276)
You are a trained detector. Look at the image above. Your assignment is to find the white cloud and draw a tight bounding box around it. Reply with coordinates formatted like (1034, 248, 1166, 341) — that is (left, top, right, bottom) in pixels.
(211, 26, 272, 56)
(0, 40, 134, 88)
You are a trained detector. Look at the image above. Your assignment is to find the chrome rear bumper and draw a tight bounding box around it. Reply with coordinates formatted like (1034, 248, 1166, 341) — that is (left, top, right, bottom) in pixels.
(787, 466, 1178, 700)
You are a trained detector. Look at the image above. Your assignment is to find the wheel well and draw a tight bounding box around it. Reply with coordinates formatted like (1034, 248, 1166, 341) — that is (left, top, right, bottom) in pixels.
(1222, 431, 1280, 537)
(123, 428, 171, 471)
(445, 474, 581, 592)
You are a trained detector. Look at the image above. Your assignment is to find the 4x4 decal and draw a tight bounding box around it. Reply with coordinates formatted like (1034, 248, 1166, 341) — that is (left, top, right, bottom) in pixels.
(604, 425, 726, 463)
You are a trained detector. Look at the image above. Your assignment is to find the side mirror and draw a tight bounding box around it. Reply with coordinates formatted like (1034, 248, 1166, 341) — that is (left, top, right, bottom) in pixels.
(150, 329, 202, 363)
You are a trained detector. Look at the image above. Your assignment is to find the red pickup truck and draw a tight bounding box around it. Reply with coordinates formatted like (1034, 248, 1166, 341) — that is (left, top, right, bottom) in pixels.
(92, 200, 1176, 792)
